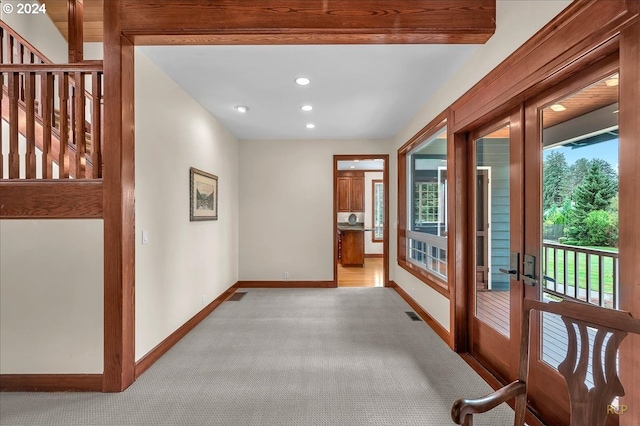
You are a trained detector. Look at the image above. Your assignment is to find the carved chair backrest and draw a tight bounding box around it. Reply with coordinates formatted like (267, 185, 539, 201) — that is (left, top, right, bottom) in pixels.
(522, 299, 640, 426)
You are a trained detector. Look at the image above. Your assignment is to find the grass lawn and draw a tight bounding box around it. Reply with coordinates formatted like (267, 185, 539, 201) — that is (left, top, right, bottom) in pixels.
(543, 245, 617, 295)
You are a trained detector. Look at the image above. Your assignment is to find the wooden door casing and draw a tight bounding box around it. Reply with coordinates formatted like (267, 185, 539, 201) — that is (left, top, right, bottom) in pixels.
(468, 109, 524, 385)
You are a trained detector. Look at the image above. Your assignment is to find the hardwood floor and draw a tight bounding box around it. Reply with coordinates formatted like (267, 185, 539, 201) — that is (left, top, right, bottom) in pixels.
(337, 257, 384, 287)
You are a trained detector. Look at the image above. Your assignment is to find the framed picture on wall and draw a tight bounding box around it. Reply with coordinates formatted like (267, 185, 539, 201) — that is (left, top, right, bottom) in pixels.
(190, 167, 218, 221)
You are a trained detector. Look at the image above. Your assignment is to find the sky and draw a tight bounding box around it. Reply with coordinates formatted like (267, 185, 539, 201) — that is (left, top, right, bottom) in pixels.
(544, 138, 618, 172)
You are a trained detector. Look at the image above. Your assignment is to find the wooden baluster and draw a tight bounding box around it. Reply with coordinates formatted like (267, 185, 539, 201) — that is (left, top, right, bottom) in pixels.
(91, 72, 102, 178)
(74, 71, 86, 178)
(0, 28, 4, 64)
(70, 83, 76, 146)
(18, 44, 25, 101)
(58, 72, 70, 179)
(25, 71, 36, 179)
(8, 72, 20, 178)
(6, 34, 14, 64)
(41, 72, 54, 179)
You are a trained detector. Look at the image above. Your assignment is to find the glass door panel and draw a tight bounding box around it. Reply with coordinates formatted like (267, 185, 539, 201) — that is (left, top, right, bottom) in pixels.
(540, 72, 619, 378)
(469, 110, 523, 384)
(475, 125, 511, 338)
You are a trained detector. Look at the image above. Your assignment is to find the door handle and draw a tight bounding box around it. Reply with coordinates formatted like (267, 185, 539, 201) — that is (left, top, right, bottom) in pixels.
(501, 252, 519, 281)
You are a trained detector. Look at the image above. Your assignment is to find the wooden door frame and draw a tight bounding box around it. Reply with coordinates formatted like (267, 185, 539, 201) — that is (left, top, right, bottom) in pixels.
(333, 154, 390, 287)
(523, 52, 628, 426)
(103, 0, 639, 399)
(466, 109, 524, 384)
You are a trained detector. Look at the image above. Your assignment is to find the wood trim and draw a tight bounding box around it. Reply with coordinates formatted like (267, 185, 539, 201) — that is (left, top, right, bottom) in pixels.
(396, 110, 450, 299)
(237, 281, 334, 288)
(135, 282, 239, 379)
(102, 0, 136, 392)
(68, 0, 84, 63)
(0, 180, 103, 218)
(398, 110, 448, 155)
(451, 0, 637, 133)
(365, 253, 383, 258)
(119, 0, 496, 45)
(390, 281, 451, 347)
(334, 154, 389, 288)
(619, 16, 640, 425)
(0, 374, 102, 392)
(0, 63, 103, 72)
(451, 116, 468, 353)
(397, 259, 450, 298)
(458, 353, 544, 426)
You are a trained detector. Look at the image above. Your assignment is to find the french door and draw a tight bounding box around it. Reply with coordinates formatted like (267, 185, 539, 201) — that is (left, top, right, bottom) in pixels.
(522, 55, 633, 426)
(468, 108, 524, 383)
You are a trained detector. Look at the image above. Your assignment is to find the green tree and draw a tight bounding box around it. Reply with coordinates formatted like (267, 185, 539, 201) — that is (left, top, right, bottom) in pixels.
(543, 151, 569, 211)
(566, 161, 617, 245)
(567, 158, 590, 193)
(583, 210, 617, 246)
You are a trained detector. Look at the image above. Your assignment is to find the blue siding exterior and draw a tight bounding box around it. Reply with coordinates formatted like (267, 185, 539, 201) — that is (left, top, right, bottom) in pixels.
(477, 138, 510, 291)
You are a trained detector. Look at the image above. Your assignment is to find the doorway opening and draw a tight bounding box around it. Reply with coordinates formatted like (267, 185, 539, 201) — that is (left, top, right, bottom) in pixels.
(333, 155, 389, 287)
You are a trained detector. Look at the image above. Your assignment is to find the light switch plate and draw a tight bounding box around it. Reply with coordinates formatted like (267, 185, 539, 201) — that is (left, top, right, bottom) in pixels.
(142, 230, 149, 245)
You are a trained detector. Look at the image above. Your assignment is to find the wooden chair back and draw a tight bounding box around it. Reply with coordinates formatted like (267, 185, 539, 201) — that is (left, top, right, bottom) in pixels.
(452, 299, 640, 426)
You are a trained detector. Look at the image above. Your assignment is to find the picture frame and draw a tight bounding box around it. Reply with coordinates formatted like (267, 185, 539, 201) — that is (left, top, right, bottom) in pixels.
(190, 167, 218, 221)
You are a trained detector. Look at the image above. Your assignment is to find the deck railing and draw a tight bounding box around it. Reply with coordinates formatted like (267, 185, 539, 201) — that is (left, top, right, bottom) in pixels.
(1, 22, 103, 180)
(542, 240, 618, 309)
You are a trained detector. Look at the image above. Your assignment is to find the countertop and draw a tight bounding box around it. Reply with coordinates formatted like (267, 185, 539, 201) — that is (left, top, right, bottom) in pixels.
(337, 223, 370, 231)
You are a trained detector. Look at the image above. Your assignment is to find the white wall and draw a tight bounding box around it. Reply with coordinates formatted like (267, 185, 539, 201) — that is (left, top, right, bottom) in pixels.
(0, 220, 103, 373)
(364, 171, 383, 255)
(0, 5, 104, 374)
(239, 139, 389, 281)
(389, 0, 574, 332)
(135, 50, 239, 361)
(1, 10, 102, 63)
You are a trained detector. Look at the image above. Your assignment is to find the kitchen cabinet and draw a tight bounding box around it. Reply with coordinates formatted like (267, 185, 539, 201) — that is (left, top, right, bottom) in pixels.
(337, 171, 365, 212)
(340, 230, 364, 266)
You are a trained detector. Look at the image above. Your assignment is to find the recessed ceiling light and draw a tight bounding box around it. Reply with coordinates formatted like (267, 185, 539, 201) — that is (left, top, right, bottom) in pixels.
(549, 104, 566, 112)
(234, 105, 249, 113)
(353, 160, 360, 162)
(350, 166, 356, 169)
(295, 77, 310, 86)
(305, 123, 315, 129)
(301, 105, 313, 112)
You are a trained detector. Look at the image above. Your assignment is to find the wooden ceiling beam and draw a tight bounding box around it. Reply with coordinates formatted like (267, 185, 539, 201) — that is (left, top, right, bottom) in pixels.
(119, 0, 496, 45)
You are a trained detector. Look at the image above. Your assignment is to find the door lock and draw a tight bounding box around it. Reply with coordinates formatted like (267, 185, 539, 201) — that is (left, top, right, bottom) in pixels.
(522, 254, 537, 286)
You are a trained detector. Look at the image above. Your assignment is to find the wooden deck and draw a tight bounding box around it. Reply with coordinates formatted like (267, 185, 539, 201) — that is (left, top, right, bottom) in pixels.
(476, 290, 598, 385)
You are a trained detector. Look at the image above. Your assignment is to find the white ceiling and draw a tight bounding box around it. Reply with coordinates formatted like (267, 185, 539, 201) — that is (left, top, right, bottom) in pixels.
(140, 44, 479, 141)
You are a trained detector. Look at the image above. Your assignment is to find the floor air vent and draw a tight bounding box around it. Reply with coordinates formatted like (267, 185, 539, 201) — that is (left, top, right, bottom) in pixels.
(228, 292, 247, 301)
(405, 311, 422, 321)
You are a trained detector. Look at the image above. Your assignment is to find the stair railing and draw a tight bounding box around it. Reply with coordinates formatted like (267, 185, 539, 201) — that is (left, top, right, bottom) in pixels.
(0, 22, 103, 179)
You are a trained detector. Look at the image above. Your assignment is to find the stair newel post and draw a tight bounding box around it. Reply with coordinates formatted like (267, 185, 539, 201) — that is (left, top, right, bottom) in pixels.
(41, 71, 54, 179)
(91, 72, 102, 178)
(8, 71, 20, 178)
(25, 71, 36, 179)
(58, 72, 70, 179)
(68, 0, 84, 64)
(74, 71, 86, 178)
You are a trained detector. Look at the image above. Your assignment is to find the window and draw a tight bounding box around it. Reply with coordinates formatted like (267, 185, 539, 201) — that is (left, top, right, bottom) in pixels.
(397, 114, 449, 294)
(372, 180, 384, 241)
(415, 182, 439, 224)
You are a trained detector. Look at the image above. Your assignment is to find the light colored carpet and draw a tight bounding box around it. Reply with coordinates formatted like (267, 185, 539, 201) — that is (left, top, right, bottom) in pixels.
(0, 288, 513, 425)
